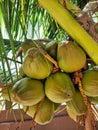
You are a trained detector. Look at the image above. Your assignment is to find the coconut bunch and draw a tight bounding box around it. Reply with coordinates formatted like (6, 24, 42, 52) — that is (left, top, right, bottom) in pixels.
(1, 39, 98, 126)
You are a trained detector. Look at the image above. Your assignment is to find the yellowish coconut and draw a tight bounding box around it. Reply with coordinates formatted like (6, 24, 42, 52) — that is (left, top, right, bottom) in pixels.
(45, 72, 75, 103)
(82, 70, 98, 97)
(57, 41, 86, 72)
(22, 47, 53, 79)
(12, 77, 45, 106)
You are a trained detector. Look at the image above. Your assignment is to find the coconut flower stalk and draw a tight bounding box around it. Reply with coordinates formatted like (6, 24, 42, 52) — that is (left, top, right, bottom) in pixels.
(38, 0, 98, 65)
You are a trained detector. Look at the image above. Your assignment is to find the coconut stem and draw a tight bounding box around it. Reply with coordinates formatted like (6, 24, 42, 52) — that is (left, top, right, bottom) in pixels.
(76, 115, 85, 129)
(78, 79, 96, 130)
(31, 40, 59, 68)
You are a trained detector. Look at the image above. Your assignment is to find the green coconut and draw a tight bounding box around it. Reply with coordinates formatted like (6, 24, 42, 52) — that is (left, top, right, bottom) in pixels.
(57, 41, 86, 73)
(12, 77, 45, 106)
(82, 70, 98, 97)
(22, 47, 53, 79)
(23, 97, 54, 125)
(45, 72, 75, 103)
(66, 89, 87, 115)
(45, 40, 58, 60)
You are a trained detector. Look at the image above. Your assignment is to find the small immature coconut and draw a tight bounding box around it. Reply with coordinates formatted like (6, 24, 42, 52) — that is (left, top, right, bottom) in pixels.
(45, 72, 75, 103)
(45, 40, 58, 60)
(82, 70, 98, 97)
(21, 39, 36, 53)
(12, 77, 45, 106)
(21, 39, 45, 53)
(57, 41, 86, 73)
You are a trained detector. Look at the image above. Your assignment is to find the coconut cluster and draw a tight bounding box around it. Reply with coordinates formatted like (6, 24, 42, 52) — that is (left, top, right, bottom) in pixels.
(2, 40, 98, 125)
